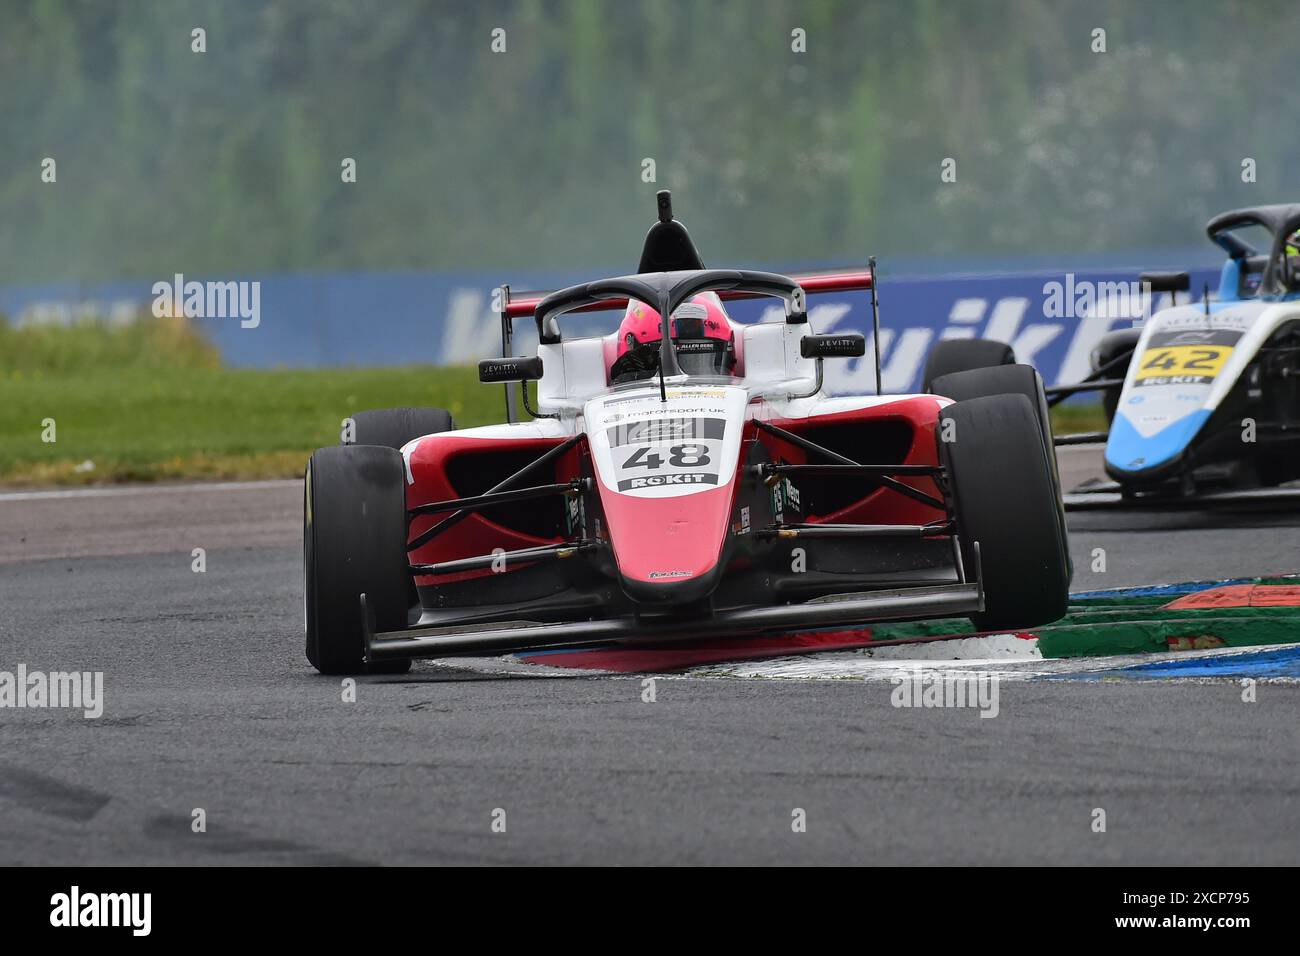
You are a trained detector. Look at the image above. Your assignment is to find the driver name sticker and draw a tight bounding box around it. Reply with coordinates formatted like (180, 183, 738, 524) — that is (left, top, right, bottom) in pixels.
(606, 417, 725, 447)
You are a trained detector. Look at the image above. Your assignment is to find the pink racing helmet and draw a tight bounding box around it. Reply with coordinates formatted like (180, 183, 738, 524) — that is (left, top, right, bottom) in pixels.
(612, 295, 736, 381)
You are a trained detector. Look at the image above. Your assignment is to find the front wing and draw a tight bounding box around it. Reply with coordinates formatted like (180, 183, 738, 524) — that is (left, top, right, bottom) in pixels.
(362, 579, 983, 662)
(1063, 477, 1300, 510)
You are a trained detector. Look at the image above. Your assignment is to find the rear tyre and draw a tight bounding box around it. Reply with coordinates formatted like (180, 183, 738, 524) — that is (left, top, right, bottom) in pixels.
(922, 338, 1015, 392)
(304, 445, 412, 675)
(345, 407, 455, 450)
(939, 394, 1070, 630)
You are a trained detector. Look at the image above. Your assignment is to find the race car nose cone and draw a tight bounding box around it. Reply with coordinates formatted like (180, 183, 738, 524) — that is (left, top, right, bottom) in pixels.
(602, 485, 733, 605)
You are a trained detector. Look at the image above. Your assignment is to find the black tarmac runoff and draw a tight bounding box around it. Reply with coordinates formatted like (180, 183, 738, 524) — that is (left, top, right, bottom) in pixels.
(2, 450, 1298, 865)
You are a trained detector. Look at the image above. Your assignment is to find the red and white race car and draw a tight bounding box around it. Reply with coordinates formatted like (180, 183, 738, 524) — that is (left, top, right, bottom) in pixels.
(303, 192, 1070, 674)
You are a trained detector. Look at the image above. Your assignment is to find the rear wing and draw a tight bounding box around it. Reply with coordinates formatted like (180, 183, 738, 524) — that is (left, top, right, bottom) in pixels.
(500, 268, 873, 321)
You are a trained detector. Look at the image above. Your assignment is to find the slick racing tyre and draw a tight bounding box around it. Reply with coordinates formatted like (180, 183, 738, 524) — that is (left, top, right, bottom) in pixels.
(929, 363, 1067, 559)
(939, 393, 1070, 630)
(1091, 329, 1141, 424)
(342, 407, 453, 611)
(304, 444, 411, 675)
(922, 338, 1016, 393)
(345, 407, 455, 449)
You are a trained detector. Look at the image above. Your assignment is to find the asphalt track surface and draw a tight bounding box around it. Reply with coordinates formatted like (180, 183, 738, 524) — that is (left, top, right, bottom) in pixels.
(2, 448, 1298, 865)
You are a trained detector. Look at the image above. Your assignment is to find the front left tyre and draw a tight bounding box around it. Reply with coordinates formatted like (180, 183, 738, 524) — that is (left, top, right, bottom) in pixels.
(304, 444, 411, 675)
(931, 361, 1064, 502)
(922, 338, 1016, 392)
(939, 393, 1071, 630)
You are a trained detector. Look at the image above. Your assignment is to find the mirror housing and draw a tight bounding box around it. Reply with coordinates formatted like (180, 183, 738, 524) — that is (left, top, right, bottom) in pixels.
(478, 356, 543, 384)
(800, 332, 866, 359)
(785, 287, 808, 324)
(1139, 271, 1190, 294)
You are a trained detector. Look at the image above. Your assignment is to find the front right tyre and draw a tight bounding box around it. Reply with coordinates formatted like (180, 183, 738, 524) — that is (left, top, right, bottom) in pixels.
(304, 444, 411, 675)
(922, 338, 1016, 392)
(344, 407, 455, 449)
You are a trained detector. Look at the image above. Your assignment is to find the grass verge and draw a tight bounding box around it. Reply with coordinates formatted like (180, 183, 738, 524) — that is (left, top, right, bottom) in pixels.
(0, 318, 1109, 485)
(1049, 403, 1107, 435)
(1, 366, 1108, 486)
(0, 365, 510, 485)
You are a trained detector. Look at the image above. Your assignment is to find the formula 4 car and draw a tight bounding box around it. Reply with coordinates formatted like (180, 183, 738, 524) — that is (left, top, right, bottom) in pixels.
(303, 192, 1070, 674)
(924, 204, 1300, 509)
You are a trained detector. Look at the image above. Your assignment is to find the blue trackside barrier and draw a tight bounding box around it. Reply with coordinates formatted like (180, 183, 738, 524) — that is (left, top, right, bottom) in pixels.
(0, 258, 1220, 394)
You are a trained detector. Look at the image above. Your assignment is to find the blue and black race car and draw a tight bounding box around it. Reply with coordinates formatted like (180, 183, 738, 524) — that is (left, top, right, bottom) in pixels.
(924, 204, 1300, 507)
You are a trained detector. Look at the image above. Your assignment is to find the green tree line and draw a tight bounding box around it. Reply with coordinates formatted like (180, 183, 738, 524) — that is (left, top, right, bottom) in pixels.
(2, 0, 1298, 284)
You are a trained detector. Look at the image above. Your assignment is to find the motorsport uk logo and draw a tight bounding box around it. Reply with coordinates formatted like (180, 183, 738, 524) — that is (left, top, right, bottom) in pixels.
(0, 664, 104, 718)
(49, 887, 151, 936)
